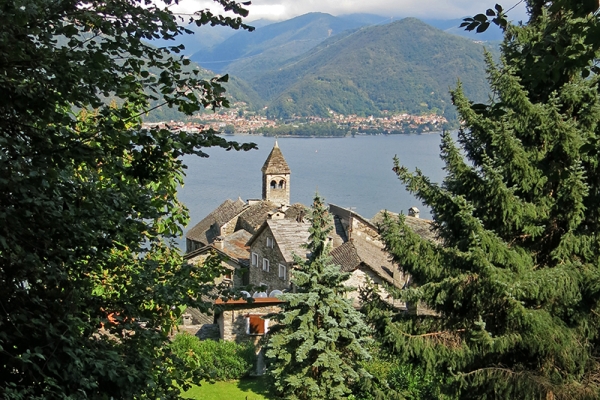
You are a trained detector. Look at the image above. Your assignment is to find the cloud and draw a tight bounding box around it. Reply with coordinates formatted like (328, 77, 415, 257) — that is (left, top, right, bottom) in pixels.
(170, 0, 528, 22)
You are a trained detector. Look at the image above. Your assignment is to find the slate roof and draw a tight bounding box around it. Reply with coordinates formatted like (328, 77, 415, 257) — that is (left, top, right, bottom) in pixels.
(330, 236, 400, 286)
(332, 215, 348, 247)
(329, 203, 379, 233)
(220, 229, 252, 265)
(284, 203, 308, 221)
(265, 219, 312, 263)
(262, 141, 290, 174)
(236, 201, 278, 234)
(248, 215, 347, 264)
(371, 211, 438, 243)
(184, 229, 252, 267)
(186, 198, 247, 245)
(184, 306, 214, 325)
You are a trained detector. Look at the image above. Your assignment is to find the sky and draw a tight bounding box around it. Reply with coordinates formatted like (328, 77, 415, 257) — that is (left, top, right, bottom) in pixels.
(170, 0, 528, 22)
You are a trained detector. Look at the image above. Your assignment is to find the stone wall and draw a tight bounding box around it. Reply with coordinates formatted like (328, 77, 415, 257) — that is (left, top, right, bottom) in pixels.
(263, 173, 290, 206)
(218, 304, 281, 343)
(351, 217, 382, 245)
(344, 267, 406, 309)
(249, 228, 290, 291)
(220, 216, 240, 237)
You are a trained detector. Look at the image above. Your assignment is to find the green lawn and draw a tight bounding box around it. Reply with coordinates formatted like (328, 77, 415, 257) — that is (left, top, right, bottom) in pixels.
(182, 377, 271, 400)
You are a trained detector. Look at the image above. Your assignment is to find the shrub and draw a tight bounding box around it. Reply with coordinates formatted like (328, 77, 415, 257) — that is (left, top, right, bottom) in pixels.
(171, 333, 256, 380)
(353, 345, 454, 400)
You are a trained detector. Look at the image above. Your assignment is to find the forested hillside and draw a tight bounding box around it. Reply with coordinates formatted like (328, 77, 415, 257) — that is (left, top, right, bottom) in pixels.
(145, 15, 500, 124)
(139, 64, 263, 123)
(251, 18, 496, 120)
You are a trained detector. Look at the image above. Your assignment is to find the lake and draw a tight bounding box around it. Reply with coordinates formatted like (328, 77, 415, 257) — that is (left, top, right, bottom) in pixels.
(177, 133, 448, 248)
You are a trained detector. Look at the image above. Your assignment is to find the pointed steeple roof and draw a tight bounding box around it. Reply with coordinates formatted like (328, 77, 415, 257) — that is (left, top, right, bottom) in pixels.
(262, 140, 290, 174)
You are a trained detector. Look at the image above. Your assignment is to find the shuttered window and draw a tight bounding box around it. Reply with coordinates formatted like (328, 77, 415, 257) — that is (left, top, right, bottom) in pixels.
(247, 314, 269, 335)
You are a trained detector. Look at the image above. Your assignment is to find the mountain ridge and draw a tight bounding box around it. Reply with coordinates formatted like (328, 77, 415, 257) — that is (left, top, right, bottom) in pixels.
(249, 17, 496, 120)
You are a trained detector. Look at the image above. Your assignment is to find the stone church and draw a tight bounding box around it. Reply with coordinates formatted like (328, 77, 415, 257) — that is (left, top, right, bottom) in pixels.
(181, 141, 435, 342)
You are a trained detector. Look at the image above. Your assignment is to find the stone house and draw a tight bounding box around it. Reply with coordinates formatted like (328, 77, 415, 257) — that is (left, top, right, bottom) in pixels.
(184, 228, 253, 289)
(247, 218, 311, 291)
(182, 140, 437, 342)
(214, 297, 283, 344)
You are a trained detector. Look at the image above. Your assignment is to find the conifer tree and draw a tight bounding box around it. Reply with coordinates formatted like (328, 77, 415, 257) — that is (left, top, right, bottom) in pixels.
(364, 1, 600, 398)
(266, 195, 371, 400)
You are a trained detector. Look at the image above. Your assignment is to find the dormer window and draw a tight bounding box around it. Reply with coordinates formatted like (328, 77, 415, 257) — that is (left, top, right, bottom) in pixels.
(266, 237, 273, 248)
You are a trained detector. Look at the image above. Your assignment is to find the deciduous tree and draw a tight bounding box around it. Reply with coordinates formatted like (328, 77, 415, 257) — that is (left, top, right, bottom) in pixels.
(0, 0, 254, 398)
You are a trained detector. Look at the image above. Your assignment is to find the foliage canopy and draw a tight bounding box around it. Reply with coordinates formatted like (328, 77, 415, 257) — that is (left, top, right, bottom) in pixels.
(364, 1, 600, 398)
(0, 0, 255, 398)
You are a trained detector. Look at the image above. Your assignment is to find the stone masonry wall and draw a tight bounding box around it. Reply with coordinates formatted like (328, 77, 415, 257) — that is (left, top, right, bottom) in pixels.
(344, 267, 406, 309)
(352, 218, 382, 245)
(219, 304, 281, 343)
(263, 173, 290, 206)
(249, 228, 290, 292)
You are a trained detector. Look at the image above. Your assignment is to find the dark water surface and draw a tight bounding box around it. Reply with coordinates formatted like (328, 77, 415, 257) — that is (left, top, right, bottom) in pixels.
(178, 133, 447, 248)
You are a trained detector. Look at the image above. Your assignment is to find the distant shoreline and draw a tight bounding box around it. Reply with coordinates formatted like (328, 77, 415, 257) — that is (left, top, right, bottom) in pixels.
(223, 131, 445, 138)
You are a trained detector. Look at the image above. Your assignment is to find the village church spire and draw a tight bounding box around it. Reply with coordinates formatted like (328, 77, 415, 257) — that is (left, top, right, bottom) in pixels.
(262, 140, 291, 206)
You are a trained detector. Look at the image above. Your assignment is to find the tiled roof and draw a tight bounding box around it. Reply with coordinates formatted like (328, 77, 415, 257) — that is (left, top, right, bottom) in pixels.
(370, 211, 438, 243)
(330, 241, 361, 272)
(185, 199, 247, 245)
(261, 141, 290, 174)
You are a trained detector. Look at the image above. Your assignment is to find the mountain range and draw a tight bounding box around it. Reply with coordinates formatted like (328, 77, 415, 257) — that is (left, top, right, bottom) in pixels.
(147, 13, 502, 122)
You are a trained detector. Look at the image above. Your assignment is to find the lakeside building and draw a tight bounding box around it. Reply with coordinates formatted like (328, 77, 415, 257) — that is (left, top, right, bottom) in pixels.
(180, 141, 435, 344)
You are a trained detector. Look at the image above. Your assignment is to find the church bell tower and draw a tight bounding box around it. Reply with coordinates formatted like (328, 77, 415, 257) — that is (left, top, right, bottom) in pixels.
(262, 140, 290, 206)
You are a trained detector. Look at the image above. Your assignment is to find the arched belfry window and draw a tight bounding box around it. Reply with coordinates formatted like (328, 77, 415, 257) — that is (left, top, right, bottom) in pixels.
(270, 180, 277, 189)
(278, 180, 285, 189)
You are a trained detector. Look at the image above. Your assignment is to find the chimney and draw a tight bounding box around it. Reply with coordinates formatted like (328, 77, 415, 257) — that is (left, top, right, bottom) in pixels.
(408, 206, 420, 218)
(214, 236, 224, 250)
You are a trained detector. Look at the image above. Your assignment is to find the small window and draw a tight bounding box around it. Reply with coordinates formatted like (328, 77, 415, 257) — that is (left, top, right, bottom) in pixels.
(246, 314, 269, 335)
(266, 237, 273, 248)
(279, 264, 286, 280)
(263, 258, 270, 271)
(251, 252, 258, 267)
(278, 180, 285, 189)
(224, 270, 233, 280)
(270, 180, 277, 189)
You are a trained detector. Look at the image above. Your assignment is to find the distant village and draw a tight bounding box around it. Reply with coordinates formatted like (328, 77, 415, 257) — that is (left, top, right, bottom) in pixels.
(142, 103, 448, 136)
